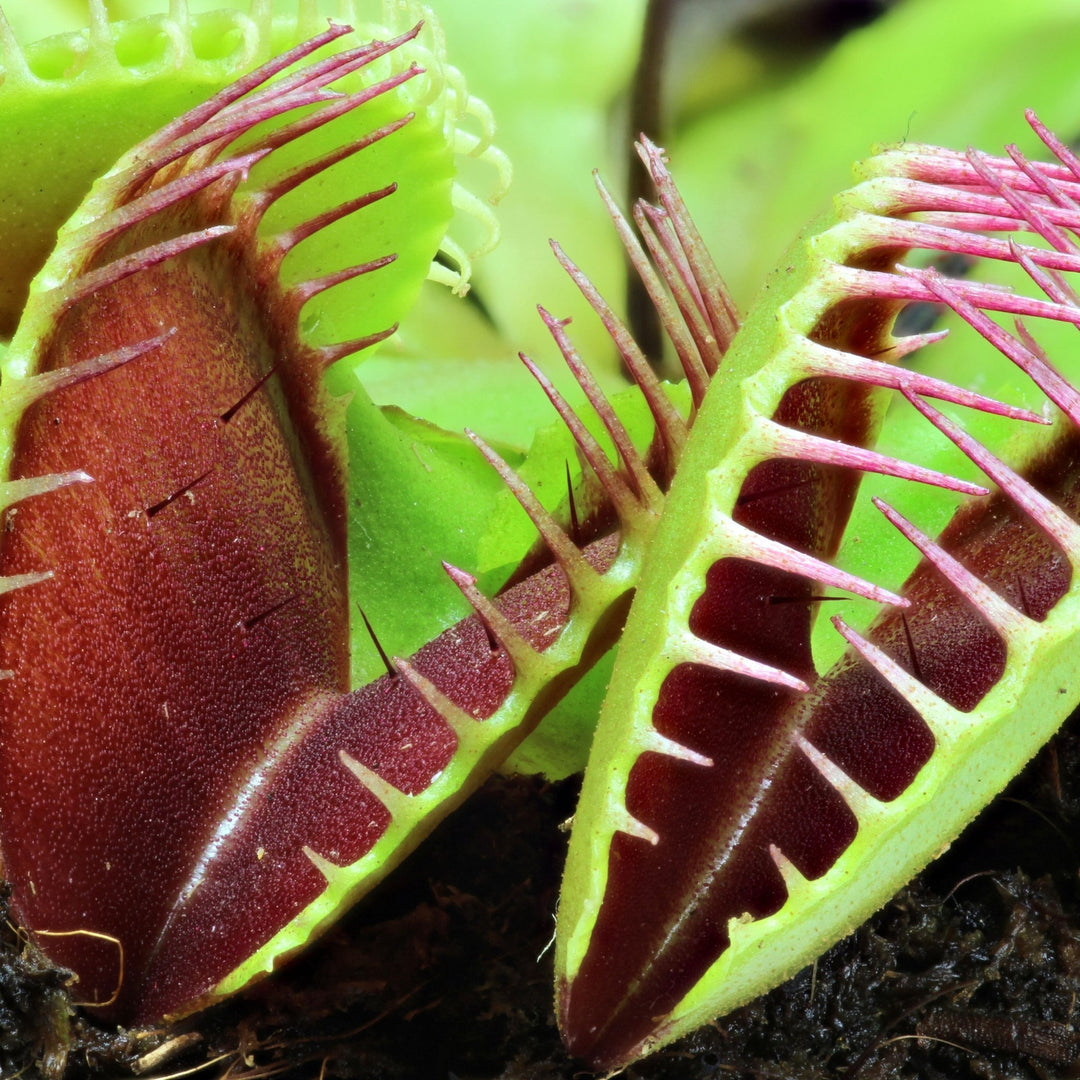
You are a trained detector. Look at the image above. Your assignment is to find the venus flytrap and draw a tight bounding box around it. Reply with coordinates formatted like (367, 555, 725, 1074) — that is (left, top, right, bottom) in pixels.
(557, 122, 1080, 1070)
(0, 4, 736, 1032)
(0, 0, 500, 337)
(0, 10, 543, 1025)
(0, 1, 531, 685)
(9, 3, 1080, 1076)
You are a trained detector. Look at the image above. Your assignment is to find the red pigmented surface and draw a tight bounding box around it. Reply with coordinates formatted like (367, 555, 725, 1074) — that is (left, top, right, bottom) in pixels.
(0, 175, 617, 1023)
(808, 432, 1078, 801)
(563, 414, 1080, 1068)
(137, 548, 606, 1020)
(0, 237, 351, 1018)
(561, 375, 877, 1066)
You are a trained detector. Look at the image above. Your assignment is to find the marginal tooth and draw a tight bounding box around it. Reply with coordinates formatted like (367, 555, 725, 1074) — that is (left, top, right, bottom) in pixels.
(463, 139, 513, 206)
(257, 113, 413, 210)
(669, 631, 809, 693)
(636, 135, 739, 354)
(443, 563, 544, 673)
(256, 68, 419, 159)
(1011, 240, 1079, 307)
(455, 92, 496, 158)
(759, 420, 988, 497)
(1013, 318, 1052, 368)
(965, 146, 1077, 254)
(551, 229, 689, 466)
(633, 201, 718, 393)
(875, 329, 950, 362)
(0, 571, 53, 597)
(288, 254, 397, 308)
(13, 333, 174, 408)
(134, 21, 406, 179)
(143, 85, 341, 181)
(769, 843, 810, 894)
(894, 176, 1074, 230)
(214, 27, 417, 130)
(338, 750, 413, 818)
(292, 0, 325, 43)
(465, 430, 597, 591)
(271, 184, 397, 261)
(392, 657, 487, 753)
(1027, 108, 1080, 184)
(714, 515, 907, 609)
(593, 169, 706, 411)
(253, 0, 283, 33)
(70, 154, 270, 252)
(0, 472, 92, 512)
(869, 213, 1080, 274)
(86, 0, 114, 55)
(297, 26, 425, 92)
(794, 735, 889, 825)
(55, 229, 233, 311)
(0, 6, 33, 82)
(451, 181, 501, 259)
(799, 338, 1045, 424)
(638, 728, 713, 768)
(612, 806, 660, 846)
(302, 844, 346, 885)
(537, 306, 661, 508)
(1005, 143, 1080, 218)
(430, 236, 471, 294)
(835, 262, 1080, 328)
(138, 22, 357, 164)
(518, 353, 643, 526)
(905, 266, 1080, 427)
(831, 616, 966, 745)
(314, 324, 399, 370)
(905, 391, 1080, 561)
(873, 498, 1031, 641)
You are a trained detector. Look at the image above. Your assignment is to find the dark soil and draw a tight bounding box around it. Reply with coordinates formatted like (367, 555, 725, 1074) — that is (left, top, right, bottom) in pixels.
(5, 712, 1080, 1080)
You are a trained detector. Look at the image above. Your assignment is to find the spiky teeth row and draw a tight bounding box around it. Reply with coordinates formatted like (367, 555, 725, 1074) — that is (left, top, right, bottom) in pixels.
(0, 1, 506, 347)
(215, 131, 736, 1011)
(556, 114, 1080, 1070)
(1, 8, 746, 1024)
(0, 17, 513, 1023)
(0, 3, 317, 331)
